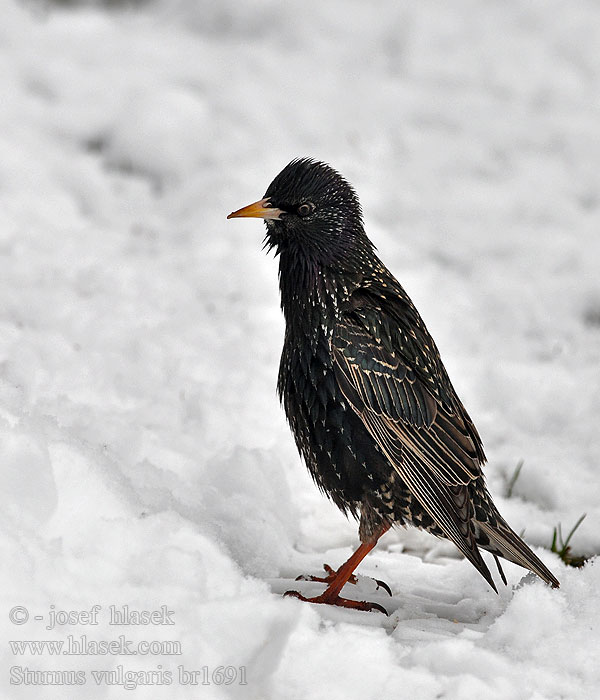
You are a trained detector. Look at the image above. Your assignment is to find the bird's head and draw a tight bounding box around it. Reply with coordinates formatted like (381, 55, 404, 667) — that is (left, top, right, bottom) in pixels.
(228, 158, 372, 270)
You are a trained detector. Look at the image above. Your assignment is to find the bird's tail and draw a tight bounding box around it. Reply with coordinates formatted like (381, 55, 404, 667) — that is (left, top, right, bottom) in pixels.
(477, 517, 560, 589)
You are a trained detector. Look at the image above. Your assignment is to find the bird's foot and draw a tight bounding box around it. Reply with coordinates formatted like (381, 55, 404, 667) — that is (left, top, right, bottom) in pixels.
(284, 589, 388, 615)
(295, 564, 392, 597)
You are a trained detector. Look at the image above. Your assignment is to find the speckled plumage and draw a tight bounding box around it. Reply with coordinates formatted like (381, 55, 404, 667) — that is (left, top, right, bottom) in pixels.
(231, 158, 559, 593)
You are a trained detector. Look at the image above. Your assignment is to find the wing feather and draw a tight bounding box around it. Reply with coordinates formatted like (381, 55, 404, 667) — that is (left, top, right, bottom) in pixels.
(359, 409, 496, 590)
(333, 320, 481, 486)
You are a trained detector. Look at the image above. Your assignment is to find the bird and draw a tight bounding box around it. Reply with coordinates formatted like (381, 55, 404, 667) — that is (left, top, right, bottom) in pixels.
(227, 157, 559, 613)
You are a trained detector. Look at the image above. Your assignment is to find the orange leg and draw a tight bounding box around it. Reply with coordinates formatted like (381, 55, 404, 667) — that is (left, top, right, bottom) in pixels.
(284, 525, 391, 614)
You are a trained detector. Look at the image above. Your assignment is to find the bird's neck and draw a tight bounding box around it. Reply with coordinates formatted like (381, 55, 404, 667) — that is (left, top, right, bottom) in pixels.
(278, 250, 351, 339)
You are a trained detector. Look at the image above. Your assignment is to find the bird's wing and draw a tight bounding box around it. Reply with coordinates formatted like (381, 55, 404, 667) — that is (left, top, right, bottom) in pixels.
(333, 313, 483, 485)
(333, 310, 496, 589)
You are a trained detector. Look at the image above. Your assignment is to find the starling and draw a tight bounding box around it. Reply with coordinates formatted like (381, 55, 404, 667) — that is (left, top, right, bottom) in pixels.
(228, 158, 559, 613)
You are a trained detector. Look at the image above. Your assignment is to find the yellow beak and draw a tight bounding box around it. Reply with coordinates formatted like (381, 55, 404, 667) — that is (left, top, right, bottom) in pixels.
(227, 198, 283, 221)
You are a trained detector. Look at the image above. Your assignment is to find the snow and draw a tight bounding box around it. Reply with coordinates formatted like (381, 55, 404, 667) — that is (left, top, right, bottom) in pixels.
(1, 1, 599, 698)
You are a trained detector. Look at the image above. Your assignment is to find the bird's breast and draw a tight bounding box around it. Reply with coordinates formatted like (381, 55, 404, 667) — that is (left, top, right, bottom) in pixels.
(277, 324, 386, 511)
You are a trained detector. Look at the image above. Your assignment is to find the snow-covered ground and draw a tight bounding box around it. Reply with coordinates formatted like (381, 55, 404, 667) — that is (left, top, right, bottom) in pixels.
(1, 1, 599, 698)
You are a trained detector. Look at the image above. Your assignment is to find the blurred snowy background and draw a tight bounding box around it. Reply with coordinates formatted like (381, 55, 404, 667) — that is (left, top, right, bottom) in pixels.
(1, 0, 599, 698)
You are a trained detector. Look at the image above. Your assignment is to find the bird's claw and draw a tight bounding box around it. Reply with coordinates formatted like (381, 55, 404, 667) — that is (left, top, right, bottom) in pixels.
(295, 563, 392, 596)
(374, 578, 393, 597)
(295, 564, 356, 584)
(284, 589, 388, 615)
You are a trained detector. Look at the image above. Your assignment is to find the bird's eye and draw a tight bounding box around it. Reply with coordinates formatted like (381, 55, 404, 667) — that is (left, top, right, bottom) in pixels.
(297, 202, 314, 217)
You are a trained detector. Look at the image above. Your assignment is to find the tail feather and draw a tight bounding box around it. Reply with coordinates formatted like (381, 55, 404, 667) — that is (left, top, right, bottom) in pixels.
(493, 554, 508, 586)
(478, 519, 560, 589)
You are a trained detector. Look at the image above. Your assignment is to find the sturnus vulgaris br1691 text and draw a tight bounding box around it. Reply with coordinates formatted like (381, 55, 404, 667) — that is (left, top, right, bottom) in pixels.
(228, 158, 559, 613)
